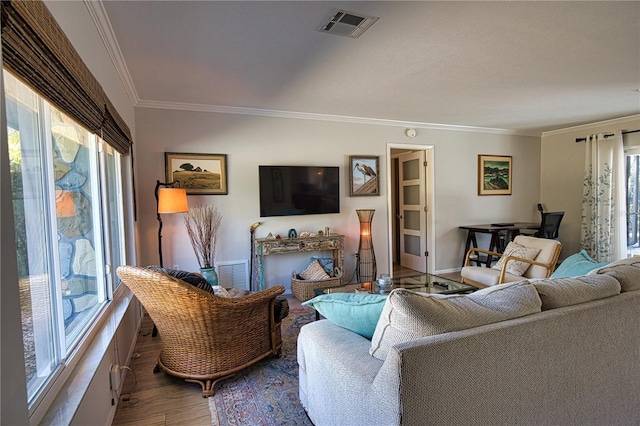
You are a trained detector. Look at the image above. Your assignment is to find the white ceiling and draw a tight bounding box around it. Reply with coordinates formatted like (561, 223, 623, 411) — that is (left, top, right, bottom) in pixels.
(98, 1, 640, 135)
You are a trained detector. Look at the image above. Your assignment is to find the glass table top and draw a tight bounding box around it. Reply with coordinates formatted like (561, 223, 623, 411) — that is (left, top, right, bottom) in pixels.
(315, 273, 477, 296)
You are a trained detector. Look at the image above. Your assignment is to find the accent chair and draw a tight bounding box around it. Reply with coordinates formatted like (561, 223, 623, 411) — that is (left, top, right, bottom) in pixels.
(116, 265, 285, 397)
(461, 235, 562, 288)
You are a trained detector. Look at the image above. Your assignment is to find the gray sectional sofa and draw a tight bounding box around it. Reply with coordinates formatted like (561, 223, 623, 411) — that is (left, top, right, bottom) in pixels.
(298, 257, 640, 425)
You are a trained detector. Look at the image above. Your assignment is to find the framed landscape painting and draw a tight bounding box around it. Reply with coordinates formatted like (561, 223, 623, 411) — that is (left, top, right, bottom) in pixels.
(478, 155, 512, 196)
(165, 152, 228, 195)
(350, 155, 379, 196)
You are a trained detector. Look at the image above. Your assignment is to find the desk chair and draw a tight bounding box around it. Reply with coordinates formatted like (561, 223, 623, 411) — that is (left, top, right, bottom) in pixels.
(536, 211, 564, 239)
(520, 204, 564, 239)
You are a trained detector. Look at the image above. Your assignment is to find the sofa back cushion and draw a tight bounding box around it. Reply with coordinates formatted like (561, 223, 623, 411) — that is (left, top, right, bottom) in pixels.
(588, 256, 640, 292)
(533, 275, 621, 310)
(369, 281, 542, 361)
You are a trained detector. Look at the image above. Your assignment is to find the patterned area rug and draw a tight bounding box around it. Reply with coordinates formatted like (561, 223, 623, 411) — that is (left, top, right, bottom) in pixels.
(209, 307, 315, 426)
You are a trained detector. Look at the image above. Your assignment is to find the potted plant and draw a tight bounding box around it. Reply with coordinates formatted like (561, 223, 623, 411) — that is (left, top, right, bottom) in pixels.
(184, 205, 222, 287)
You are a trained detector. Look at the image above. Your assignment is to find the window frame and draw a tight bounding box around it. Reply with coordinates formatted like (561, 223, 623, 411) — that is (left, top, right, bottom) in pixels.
(4, 69, 128, 412)
(624, 135, 640, 257)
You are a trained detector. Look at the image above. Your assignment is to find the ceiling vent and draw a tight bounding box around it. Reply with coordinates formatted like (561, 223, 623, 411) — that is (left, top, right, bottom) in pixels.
(318, 9, 379, 39)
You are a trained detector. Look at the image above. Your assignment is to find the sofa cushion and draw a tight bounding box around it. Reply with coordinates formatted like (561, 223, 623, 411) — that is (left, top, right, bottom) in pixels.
(303, 293, 387, 339)
(274, 296, 290, 323)
(587, 256, 640, 292)
(550, 250, 608, 278)
(532, 275, 621, 310)
(369, 281, 542, 360)
(461, 266, 530, 287)
(492, 241, 540, 276)
(300, 259, 330, 280)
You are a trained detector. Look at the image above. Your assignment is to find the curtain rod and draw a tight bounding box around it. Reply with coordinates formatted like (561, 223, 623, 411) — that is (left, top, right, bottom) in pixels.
(575, 129, 640, 143)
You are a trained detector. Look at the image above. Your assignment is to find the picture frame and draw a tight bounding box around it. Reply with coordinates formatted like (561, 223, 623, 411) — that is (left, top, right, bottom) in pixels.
(349, 155, 379, 196)
(478, 154, 512, 196)
(165, 152, 228, 195)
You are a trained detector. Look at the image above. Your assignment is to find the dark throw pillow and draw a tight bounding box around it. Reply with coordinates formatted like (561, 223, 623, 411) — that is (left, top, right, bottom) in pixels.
(146, 265, 215, 294)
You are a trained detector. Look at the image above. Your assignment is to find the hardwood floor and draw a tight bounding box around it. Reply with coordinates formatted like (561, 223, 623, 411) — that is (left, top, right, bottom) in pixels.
(392, 262, 462, 282)
(112, 295, 304, 425)
(111, 315, 210, 425)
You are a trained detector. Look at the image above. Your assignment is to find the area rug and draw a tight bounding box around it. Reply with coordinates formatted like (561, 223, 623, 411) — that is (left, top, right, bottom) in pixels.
(209, 306, 315, 426)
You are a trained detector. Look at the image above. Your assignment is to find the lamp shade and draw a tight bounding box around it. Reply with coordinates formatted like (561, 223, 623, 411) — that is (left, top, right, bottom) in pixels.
(356, 209, 376, 283)
(157, 187, 188, 214)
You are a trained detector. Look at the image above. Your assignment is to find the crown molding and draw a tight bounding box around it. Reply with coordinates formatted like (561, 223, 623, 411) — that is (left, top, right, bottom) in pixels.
(89, 1, 537, 138)
(85, 0, 140, 105)
(541, 114, 640, 137)
(136, 99, 536, 136)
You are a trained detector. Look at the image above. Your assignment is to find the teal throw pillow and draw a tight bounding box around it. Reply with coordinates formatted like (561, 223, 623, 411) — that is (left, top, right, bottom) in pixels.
(550, 250, 608, 278)
(303, 293, 387, 339)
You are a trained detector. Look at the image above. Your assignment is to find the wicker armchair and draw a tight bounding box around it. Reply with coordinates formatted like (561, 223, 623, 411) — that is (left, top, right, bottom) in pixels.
(116, 265, 285, 397)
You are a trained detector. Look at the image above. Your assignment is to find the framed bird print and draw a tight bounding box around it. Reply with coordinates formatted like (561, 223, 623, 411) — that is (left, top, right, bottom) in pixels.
(349, 155, 380, 196)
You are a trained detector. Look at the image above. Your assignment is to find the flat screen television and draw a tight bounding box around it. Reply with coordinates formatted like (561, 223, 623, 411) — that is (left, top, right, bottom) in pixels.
(259, 165, 340, 217)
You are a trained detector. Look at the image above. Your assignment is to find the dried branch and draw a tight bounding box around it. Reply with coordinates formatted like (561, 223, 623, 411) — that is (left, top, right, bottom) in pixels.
(184, 205, 222, 269)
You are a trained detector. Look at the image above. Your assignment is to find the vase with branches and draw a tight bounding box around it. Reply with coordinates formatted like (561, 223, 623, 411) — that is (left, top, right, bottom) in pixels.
(184, 205, 222, 286)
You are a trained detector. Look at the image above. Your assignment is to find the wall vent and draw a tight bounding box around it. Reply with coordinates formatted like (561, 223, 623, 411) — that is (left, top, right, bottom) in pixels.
(216, 260, 249, 290)
(318, 9, 379, 39)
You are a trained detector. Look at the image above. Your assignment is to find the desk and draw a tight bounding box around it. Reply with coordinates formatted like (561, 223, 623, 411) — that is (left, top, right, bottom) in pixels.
(459, 222, 540, 267)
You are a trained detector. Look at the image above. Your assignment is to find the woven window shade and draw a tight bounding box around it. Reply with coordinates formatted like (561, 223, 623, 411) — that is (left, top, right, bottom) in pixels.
(1, 0, 132, 154)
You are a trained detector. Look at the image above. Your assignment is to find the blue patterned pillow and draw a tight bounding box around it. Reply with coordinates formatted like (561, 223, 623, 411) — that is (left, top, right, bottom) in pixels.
(303, 293, 387, 339)
(311, 257, 334, 275)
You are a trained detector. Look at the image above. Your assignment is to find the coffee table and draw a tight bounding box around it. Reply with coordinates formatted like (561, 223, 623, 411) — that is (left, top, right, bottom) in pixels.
(315, 273, 477, 297)
(313, 273, 477, 319)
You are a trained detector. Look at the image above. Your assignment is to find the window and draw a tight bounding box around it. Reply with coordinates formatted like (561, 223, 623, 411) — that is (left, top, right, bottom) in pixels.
(625, 133, 640, 257)
(4, 70, 126, 406)
(627, 155, 639, 252)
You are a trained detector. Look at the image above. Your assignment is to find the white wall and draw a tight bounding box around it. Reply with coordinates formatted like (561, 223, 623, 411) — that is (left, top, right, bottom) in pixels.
(541, 115, 640, 258)
(135, 107, 541, 288)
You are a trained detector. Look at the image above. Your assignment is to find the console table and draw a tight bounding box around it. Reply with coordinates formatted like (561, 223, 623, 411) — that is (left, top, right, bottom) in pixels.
(253, 234, 345, 291)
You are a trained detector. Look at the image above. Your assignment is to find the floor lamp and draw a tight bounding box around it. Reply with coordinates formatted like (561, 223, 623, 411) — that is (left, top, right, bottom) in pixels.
(155, 180, 189, 268)
(356, 209, 377, 283)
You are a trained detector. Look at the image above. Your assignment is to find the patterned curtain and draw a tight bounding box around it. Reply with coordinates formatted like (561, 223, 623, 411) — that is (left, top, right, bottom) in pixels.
(580, 131, 626, 262)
